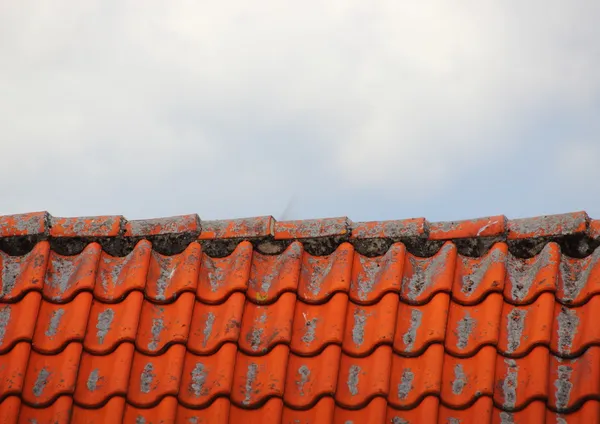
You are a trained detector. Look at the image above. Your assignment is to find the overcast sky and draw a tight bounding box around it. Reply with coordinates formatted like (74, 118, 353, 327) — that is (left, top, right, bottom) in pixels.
(1, 1, 599, 223)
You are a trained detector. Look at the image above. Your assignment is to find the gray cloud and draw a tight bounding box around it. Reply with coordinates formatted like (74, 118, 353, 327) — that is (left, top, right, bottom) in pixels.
(1, 1, 599, 220)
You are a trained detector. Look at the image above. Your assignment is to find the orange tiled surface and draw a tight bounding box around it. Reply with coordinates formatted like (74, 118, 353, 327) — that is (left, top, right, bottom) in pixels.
(0, 211, 600, 423)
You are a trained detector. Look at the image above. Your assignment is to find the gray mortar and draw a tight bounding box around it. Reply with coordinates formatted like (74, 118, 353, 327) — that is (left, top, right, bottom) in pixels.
(352, 308, 368, 346)
(148, 316, 165, 351)
(188, 418, 198, 424)
(502, 359, 518, 409)
(456, 313, 476, 350)
(506, 308, 527, 354)
(347, 365, 361, 396)
(202, 312, 216, 347)
(460, 248, 505, 296)
(447, 418, 461, 424)
(499, 412, 514, 424)
(560, 249, 599, 302)
(201, 255, 226, 292)
(87, 368, 100, 392)
(190, 362, 207, 397)
(47, 256, 76, 299)
(33, 367, 50, 397)
(243, 362, 259, 405)
(136, 416, 146, 424)
(356, 255, 383, 301)
(296, 365, 310, 396)
(45, 308, 65, 337)
(392, 417, 409, 424)
(140, 363, 156, 394)
(556, 417, 567, 424)
(554, 364, 573, 411)
(397, 368, 414, 400)
(507, 244, 555, 301)
(452, 364, 467, 395)
(1, 258, 21, 297)
(96, 308, 115, 344)
(302, 318, 318, 345)
(403, 309, 422, 352)
(557, 307, 579, 355)
(403, 244, 453, 301)
(0, 305, 11, 345)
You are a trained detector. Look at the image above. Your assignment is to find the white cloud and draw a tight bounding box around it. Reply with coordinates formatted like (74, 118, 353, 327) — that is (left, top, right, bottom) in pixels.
(0, 1, 599, 218)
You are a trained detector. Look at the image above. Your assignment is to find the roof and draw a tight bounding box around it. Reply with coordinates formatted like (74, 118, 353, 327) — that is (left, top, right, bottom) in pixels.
(0, 210, 599, 423)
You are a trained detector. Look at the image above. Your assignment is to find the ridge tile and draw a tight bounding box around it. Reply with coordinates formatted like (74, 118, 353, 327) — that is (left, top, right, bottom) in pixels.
(274, 217, 349, 239)
(508, 211, 589, 239)
(49, 216, 122, 238)
(124, 214, 200, 237)
(199, 216, 274, 239)
(430, 215, 506, 240)
(351, 218, 426, 239)
(0, 211, 47, 237)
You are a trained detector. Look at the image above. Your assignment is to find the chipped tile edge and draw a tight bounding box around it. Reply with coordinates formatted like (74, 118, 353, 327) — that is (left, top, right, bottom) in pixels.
(274, 217, 352, 239)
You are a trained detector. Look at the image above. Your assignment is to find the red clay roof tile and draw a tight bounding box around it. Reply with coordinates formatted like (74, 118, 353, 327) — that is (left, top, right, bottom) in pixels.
(0, 210, 599, 422)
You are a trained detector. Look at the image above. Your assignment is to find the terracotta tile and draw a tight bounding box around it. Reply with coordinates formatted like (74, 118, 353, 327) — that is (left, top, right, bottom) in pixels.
(439, 396, 493, 423)
(387, 396, 440, 423)
(71, 397, 125, 424)
(94, 239, 151, 301)
(18, 396, 72, 424)
(284, 345, 341, 407)
(342, 292, 399, 355)
(199, 216, 274, 239)
(335, 345, 392, 407)
(548, 346, 600, 411)
(188, 292, 245, 355)
(44, 243, 101, 301)
(430, 215, 507, 240)
(394, 292, 450, 355)
(229, 398, 283, 424)
(248, 242, 302, 303)
(22, 343, 82, 405)
(178, 343, 237, 407)
(49, 215, 122, 237)
(350, 243, 405, 303)
(124, 214, 200, 237)
(197, 241, 252, 303)
(441, 345, 496, 408)
(452, 242, 508, 304)
(547, 400, 600, 423)
(282, 397, 335, 424)
(0, 343, 30, 397)
(0, 291, 42, 351)
(551, 296, 600, 356)
(274, 217, 349, 239)
(136, 292, 195, 354)
(84, 291, 144, 354)
(146, 242, 201, 302)
(401, 242, 456, 304)
(492, 401, 546, 424)
(176, 398, 230, 424)
(0, 211, 47, 237)
(32, 292, 93, 353)
(298, 242, 353, 302)
(445, 293, 504, 356)
(494, 346, 550, 410)
(123, 396, 178, 423)
(504, 242, 560, 304)
(508, 211, 588, 239)
(590, 220, 600, 239)
(498, 292, 555, 356)
(0, 241, 49, 301)
(558, 249, 600, 305)
(239, 292, 296, 354)
(351, 218, 426, 239)
(127, 344, 186, 406)
(291, 292, 348, 355)
(333, 397, 387, 424)
(231, 344, 289, 407)
(0, 397, 19, 424)
(74, 342, 134, 406)
(388, 344, 444, 408)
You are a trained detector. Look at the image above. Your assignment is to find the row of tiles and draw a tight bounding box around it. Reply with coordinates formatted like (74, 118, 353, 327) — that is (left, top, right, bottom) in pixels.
(1, 239, 600, 306)
(0, 211, 596, 241)
(2, 288, 599, 358)
(1, 396, 599, 424)
(1, 341, 598, 410)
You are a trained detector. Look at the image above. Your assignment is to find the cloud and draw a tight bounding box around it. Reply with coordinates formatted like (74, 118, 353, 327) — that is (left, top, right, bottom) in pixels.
(0, 1, 599, 219)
